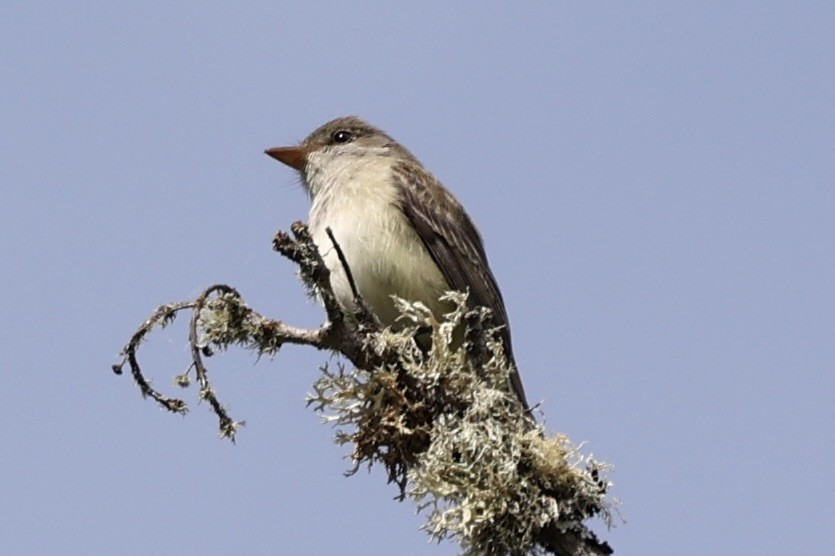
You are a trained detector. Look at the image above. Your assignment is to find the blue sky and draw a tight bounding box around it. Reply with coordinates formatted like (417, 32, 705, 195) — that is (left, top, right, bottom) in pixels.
(2, 3, 833, 554)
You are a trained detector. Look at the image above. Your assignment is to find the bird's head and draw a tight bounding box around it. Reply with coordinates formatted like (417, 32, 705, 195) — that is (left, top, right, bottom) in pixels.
(265, 116, 416, 197)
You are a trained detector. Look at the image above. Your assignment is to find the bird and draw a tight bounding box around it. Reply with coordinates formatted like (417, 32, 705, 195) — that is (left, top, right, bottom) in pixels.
(265, 116, 528, 409)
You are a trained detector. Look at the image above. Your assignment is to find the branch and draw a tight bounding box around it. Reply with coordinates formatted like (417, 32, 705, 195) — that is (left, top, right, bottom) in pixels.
(113, 222, 617, 555)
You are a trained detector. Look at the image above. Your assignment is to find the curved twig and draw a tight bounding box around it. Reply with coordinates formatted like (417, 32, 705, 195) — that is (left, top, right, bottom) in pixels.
(113, 301, 195, 413)
(188, 284, 245, 440)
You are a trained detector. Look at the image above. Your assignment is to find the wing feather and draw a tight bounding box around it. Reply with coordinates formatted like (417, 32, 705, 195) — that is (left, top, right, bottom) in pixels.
(393, 162, 529, 407)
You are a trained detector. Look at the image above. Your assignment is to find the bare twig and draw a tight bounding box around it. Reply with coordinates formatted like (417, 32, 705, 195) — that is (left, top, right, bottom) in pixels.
(113, 301, 195, 414)
(325, 227, 359, 299)
(324, 225, 378, 329)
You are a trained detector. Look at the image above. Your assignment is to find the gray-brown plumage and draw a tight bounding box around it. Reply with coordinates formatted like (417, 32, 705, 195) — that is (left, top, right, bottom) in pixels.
(266, 116, 528, 409)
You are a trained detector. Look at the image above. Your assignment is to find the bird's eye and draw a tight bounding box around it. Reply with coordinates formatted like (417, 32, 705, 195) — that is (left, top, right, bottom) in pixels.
(331, 130, 354, 144)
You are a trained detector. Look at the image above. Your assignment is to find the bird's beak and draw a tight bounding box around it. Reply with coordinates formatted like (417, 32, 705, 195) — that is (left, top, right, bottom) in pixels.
(264, 146, 310, 171)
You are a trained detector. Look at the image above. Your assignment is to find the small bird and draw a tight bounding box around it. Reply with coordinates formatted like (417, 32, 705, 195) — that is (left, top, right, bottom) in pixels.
(265, 116, 528, 408)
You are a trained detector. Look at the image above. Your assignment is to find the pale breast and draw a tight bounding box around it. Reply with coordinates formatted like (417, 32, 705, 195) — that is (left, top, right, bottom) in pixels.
(306, 155, 449, 326)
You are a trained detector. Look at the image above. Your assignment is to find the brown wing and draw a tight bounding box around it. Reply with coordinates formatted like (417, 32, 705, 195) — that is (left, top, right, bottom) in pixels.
(392, 161, 529, 408)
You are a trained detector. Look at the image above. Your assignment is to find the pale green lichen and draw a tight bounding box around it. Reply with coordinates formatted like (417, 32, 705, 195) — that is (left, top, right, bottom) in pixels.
(306, 292, 615, 555)
(198, 293, 283, 357)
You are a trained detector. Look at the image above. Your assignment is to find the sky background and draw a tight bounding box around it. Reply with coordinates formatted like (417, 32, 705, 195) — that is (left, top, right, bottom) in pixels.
(1, 2, 833, 555)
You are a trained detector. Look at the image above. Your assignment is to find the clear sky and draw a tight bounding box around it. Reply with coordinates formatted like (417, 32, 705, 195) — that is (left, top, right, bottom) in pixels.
(2, 2, 833, 554)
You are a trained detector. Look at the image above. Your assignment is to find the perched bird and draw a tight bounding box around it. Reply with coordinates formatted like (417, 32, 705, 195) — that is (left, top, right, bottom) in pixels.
(266, 116, 528, 408)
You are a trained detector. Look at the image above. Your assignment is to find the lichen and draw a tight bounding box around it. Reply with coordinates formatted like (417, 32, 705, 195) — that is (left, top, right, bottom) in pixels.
(306, 292, 615, 555)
